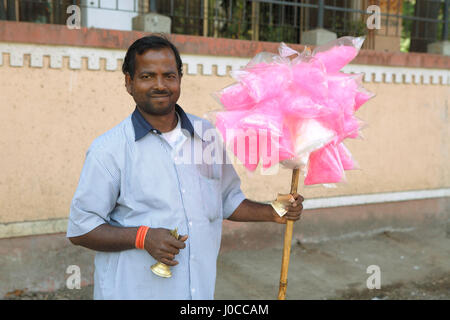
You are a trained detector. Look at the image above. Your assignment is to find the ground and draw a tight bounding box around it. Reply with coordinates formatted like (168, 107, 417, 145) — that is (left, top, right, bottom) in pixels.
(3, 224, 450, 300)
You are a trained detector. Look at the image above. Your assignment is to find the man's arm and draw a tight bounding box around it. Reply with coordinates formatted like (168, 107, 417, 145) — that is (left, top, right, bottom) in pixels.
(227, 193, 304, 224)
(69, 224, 188, 266)
(68, 224, 137, 252)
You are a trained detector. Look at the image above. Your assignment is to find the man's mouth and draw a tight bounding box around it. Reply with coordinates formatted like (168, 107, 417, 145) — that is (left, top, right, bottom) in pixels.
(150, 94, 170, 99)
(150, 95, 170, 101)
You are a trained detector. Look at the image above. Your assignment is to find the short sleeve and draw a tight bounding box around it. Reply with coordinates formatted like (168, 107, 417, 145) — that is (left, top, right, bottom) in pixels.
(221, 154, 246, 220)
(66, 149, 120, 238)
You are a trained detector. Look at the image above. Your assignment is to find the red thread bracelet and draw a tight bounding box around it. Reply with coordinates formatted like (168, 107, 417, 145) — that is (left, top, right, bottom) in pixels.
(135, 226, 149, 250)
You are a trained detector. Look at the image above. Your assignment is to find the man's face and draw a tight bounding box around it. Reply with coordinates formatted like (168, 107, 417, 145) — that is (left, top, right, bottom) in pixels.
(126, 48, 181, 116)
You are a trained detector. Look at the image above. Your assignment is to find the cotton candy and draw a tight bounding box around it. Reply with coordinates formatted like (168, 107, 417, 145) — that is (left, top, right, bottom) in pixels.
(355, 89, 375, 111)
(304, 144, 345, 185)
(291, 59, 328, 101)
(239, 63, 292, 103)
(337, 143, 358, 170)
(313, 36, 364, 73)
(239, 99, 284, 136)
(291, 118, 336, 158)
(259, 126, 296, 169)
(219, 83, 254, 111)
(314, 46, 359, 73)
(210, 36, 374, 185)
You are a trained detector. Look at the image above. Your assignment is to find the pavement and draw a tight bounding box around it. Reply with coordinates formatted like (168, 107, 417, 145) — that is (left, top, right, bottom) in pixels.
(215, 223, 450, 300)
(4, 221, 449, 300)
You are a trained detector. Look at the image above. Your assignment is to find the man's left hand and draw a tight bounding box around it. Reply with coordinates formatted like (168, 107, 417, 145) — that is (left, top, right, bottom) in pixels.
(273, 193, 304, 224)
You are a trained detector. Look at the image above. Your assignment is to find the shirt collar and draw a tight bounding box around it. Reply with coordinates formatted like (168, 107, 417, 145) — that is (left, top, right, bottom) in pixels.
(131, 104, 196, 141)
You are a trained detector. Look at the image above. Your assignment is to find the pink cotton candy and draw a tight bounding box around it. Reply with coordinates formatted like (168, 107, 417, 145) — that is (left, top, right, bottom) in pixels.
(337, 143, 356, 170)
(304, 144, 344, 185)
(240, 63, 292, 103)
(291, 59, 328, 101)
(259, 126, 295, 169)
(280, 89, 329, 118)
(354, 90, 375, 111)
(277, 125, 296, 162)
(239, 99, 284, 136)
(215, 110, 249, 140)
(326, 73, 359, 115)
(290, 117, 336, 157)
(219, 83, 254, 111)
(211, 36, 373, 185)
(215, 111, 259, 171)
(341, 114, 360, 140)
(232, 129, 260, 171)
(314, 46, 359, 73)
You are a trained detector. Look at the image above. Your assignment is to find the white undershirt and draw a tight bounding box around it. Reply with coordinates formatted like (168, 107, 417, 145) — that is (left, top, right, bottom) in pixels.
(161, 112, 183, 149)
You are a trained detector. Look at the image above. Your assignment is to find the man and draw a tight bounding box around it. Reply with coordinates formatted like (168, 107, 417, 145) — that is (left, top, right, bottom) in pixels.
(67, 35, 303, 300)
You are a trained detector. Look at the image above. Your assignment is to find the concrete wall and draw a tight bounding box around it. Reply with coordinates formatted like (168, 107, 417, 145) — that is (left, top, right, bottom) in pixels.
(0, 22, 450, 237)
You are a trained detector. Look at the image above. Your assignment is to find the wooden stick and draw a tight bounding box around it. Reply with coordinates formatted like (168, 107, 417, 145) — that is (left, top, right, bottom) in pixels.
(203, 0, 208, 37)
(278, 168, 300, 300)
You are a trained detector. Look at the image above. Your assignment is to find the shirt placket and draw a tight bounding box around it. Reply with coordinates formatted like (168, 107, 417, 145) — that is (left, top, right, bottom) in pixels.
(159, 133, 197, 299)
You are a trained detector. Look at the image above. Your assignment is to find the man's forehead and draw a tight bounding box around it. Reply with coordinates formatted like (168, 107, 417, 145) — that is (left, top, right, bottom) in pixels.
(138, 48, 176, 62)
(135, 48, 177, 70)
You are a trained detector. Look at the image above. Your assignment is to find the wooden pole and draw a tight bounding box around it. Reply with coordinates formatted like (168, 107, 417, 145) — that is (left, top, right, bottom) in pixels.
(203, 0, 208, 37)
(251, 1, 260, 41)
(278, 168, 300, 300)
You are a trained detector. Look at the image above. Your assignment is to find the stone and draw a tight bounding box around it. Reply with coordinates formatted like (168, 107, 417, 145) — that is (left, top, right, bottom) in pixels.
(427, 41, 450, 56)
(301, 28, 337, 46)
(132, 13, 171, 34)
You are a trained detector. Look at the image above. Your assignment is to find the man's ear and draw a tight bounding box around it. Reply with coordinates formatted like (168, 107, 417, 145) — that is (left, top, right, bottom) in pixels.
(125, 73, 133, 96)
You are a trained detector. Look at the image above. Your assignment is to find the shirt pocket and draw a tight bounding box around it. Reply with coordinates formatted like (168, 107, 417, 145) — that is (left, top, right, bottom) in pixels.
(198, 175, 223, 222)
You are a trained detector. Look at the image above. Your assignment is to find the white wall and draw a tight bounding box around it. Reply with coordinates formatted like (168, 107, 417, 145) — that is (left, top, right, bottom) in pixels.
(81, 0, 139, 31)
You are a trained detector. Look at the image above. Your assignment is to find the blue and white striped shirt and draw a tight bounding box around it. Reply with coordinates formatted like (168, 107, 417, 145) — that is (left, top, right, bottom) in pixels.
(66, 105, 246, 299)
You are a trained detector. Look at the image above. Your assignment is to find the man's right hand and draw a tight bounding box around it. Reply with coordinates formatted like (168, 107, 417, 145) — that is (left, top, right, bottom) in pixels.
(144, 228, 188, 266)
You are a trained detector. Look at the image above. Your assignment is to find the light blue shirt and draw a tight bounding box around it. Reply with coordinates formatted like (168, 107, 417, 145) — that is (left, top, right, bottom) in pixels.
(66, 105, 246, 300)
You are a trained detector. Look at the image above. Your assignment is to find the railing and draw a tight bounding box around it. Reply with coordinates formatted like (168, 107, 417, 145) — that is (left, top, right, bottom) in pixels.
(0, 0, 448, 53)
(158, 0, 449, 52)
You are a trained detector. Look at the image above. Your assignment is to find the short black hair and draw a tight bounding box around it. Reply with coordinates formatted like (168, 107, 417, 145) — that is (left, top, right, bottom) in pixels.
(122, 35, 183, 79)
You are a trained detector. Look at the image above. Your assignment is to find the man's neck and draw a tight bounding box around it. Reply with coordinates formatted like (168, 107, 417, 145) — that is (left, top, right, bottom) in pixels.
(137, 106, 178, 133)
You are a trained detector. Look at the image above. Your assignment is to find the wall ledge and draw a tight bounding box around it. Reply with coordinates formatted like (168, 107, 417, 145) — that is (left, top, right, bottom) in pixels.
(2, 188, 449, 239)
(1, 42, 448, 85)
(1, 21, 448, 70)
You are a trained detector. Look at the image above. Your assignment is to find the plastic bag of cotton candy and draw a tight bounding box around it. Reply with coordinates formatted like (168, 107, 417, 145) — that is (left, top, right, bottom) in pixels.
(208, 36, 374, 186)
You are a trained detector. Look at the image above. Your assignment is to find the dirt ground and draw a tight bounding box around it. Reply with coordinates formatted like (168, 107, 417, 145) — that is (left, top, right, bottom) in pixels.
(4, 224, 450, 300)
(334, 272, 450, 300)
(4, 272, 449, 300)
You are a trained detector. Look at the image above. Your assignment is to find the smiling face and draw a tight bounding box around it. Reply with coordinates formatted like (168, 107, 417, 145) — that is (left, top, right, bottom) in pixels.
(125, 48, 181, 116)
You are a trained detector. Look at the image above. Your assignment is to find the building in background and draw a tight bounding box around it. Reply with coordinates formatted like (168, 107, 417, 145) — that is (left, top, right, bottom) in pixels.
(0, 0, 448, 53)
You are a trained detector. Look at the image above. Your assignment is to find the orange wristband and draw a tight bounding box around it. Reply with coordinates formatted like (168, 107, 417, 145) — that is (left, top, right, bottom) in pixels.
(135, 226, 149, 250)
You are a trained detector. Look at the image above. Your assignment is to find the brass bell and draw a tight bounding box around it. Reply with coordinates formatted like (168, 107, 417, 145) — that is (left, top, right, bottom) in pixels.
(150, 262, 172, 278)
(150, 228, 179, 278)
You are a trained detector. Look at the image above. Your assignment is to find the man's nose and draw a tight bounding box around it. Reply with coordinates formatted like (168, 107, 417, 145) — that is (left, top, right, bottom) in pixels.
(154, 76, 167, 90)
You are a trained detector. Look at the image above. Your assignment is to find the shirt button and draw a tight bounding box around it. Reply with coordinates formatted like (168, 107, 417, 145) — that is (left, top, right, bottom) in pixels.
(188, 221, 193, 227)
(182, 189, 186, 193)
(191, 288, 196, 293)
(191, 255, 194, 259)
